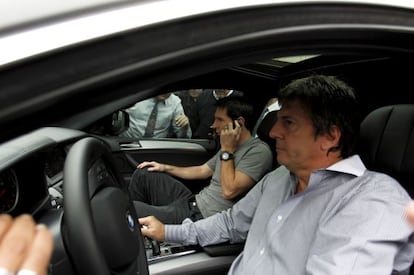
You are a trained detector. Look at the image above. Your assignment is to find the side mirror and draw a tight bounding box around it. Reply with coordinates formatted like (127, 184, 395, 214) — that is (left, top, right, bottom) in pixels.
(110, 110, 129, 135)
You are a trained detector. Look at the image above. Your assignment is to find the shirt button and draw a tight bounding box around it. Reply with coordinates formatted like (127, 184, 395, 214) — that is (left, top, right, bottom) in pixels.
(260, 248, 265, 255)
(277, 215, 283, 222)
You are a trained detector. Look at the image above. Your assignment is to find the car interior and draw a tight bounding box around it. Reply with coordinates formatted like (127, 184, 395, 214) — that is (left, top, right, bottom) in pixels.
(2, 1, 414, 274)
(2, 52, 414, 275)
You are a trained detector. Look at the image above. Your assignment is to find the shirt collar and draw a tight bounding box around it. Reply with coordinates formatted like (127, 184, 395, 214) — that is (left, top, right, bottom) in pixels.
(325, 154, 366, 177)
(153, 97, 168, 105)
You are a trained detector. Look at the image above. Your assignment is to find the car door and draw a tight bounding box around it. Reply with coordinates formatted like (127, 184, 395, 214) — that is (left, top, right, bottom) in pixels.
(91, 90, 221, 193)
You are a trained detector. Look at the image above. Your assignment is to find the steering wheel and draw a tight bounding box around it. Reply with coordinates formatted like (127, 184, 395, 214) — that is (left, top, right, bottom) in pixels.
(63, 137, 149, 275)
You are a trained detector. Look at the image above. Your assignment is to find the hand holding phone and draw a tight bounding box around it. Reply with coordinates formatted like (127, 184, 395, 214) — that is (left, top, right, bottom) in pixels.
(233, 117, 244, 129)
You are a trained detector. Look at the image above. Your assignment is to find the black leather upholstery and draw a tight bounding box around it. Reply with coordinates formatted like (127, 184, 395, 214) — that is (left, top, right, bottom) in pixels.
(359, 104, 414, 198)
(351, 105, 414, 274)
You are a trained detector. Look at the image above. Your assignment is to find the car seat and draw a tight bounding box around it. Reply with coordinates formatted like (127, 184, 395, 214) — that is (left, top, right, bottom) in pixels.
(358, 104, 414, 274)
(358, 104, 414, 198)
(255, 110, 279, 169)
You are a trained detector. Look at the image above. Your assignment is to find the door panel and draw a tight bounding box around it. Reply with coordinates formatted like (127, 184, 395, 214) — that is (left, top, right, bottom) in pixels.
(102, 137, 218, 193)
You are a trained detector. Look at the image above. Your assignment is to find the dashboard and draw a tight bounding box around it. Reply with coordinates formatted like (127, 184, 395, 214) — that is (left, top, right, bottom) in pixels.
(0, 126, 239, 274)
(0, 155, 49, 215)
(0, 168, 19, 213)
(0, 127, 88, 216)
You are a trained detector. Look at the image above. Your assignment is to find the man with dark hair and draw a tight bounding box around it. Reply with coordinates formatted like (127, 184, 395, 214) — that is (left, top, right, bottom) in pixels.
(128, 96, 273, 224)
(179, 89, 244, 138)
(140, 75, 414, 274)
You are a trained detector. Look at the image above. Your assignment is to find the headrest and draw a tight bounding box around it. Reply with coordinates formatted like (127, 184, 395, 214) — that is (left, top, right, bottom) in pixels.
(359, 105, 414, 197)
(256, 111, 278, 142)
(256, 110, 278, 168)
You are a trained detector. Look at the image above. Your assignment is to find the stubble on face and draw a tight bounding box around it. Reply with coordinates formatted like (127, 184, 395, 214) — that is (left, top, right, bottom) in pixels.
(274, 101, 320, 173)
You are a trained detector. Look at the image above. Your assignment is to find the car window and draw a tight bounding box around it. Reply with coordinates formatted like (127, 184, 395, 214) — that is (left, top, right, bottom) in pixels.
(117, 89, 245, 140)
(118, 92, 192, 139)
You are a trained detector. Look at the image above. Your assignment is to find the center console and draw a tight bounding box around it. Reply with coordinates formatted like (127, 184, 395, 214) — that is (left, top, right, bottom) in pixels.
(144, 238, 200, 264)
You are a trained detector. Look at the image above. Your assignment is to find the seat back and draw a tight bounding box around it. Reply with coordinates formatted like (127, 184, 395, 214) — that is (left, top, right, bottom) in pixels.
(358, 104, 414, 198)
(255, 110, 279, 168)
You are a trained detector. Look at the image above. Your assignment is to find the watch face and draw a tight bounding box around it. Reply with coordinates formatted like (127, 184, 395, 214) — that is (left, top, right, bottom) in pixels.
(221, 151, 233, 160)
(221, 152, 230, 160)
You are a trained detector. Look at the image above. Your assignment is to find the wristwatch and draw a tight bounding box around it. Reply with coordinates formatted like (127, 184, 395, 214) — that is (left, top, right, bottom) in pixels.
(220, 151, 234, 161)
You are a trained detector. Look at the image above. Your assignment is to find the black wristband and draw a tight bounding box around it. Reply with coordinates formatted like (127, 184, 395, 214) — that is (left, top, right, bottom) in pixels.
(220, 151, 234, 161)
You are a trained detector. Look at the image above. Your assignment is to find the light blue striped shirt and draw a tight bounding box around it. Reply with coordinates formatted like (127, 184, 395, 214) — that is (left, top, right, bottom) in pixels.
(120, 94, 191, 138)
(166, 155, 414, 274)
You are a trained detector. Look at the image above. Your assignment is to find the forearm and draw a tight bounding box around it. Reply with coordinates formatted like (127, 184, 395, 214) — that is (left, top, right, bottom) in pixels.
(220, 160, 239, 199)
(220, 160, 255, 200)
(164, 221, 198, 245)
(164, 164, 208, 180)
(165, 212, 243, 247)
(165, 180, 265, 246)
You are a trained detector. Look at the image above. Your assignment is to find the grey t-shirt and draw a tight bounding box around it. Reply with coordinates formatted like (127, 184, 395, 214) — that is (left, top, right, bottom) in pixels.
(196, 137, 273, 218)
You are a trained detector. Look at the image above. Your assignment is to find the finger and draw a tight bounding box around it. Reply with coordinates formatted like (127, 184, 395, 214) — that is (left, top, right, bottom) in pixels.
(139, 216, 154, 233)
(176, 116, 187, 126)
(175, 119, 183, 127)
(0, 215, 13, 242)
(178, 121, 188, 127)
(140, 225, 150, 236)
(147, 164, 159, 172)
(221, 124, 230, 133)
(138, 216, 152, 226)
(234, 121, 242, 135)
(140, 220, 164, 241)
(137, 161, 152, 169)
(0, 215, 36, 272)
(19, 224, 53, 275)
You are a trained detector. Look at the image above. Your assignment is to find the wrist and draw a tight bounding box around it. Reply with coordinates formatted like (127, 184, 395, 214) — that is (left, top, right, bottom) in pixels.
(220, 151, 234, 161)
(220, 147, 235, 154)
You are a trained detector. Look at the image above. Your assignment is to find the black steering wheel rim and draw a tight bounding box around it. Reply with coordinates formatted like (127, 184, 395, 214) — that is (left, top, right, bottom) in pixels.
(63, 137, 148, 275)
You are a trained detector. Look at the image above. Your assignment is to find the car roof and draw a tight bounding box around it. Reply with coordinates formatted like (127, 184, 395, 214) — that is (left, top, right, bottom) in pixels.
(2, 0, 414, 24)
(0, 0, 132, 30)
(1, 0, 414, 67)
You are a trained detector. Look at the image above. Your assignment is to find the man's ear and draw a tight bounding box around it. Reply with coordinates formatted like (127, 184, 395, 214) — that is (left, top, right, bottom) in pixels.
(321, 125, 341, 151)
(237, 116, 245, 127)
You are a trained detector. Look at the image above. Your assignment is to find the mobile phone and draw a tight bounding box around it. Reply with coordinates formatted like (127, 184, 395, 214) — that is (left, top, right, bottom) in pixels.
(232, 117, 243, 129)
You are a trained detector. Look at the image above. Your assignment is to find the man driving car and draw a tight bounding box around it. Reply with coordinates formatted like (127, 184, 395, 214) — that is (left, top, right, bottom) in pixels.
(138, 75, 414, 274)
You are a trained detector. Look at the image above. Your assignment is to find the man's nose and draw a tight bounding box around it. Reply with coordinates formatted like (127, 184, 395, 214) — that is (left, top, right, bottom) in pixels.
(268, 122, 279, 139)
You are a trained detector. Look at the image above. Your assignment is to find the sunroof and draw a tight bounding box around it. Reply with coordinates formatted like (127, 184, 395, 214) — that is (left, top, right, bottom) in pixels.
(274, 55, 320, 64)
(254, 54, 320, 70)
